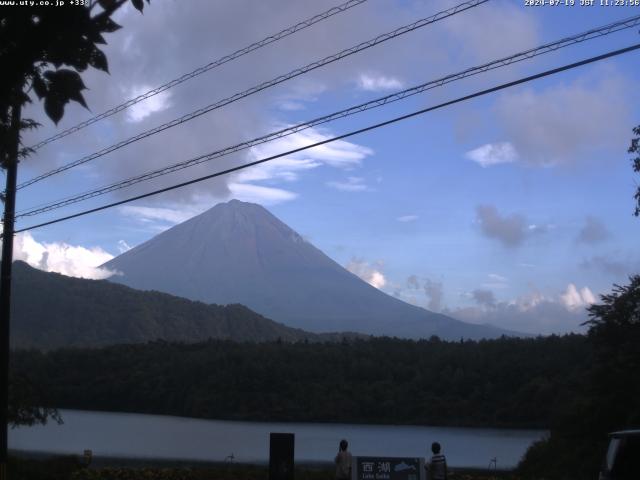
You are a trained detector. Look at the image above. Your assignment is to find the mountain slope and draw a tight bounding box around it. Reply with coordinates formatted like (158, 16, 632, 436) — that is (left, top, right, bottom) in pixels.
(104, 200, 516, 340)
(10, 261, 333, 350)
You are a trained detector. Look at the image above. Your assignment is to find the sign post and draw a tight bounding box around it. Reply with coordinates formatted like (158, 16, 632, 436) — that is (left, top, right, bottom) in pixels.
(352, 456, 425, 480)
(269, 432, 294, 480)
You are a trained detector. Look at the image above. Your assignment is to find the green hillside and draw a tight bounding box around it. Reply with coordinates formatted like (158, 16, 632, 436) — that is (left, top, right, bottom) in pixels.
(10, 261, 333, 349)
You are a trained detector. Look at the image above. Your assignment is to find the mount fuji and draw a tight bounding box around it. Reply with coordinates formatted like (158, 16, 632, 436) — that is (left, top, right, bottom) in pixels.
(103, 200, 516, 340)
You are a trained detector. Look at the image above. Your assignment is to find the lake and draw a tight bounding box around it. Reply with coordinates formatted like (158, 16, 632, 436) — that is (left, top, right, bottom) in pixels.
(9, 410, 546, 469)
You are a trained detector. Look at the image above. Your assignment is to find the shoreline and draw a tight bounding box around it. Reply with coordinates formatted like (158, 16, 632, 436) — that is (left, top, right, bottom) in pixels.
(10, 449, 516, 473)
(11, 409, 540, 469)
(45, 406, 551, 431)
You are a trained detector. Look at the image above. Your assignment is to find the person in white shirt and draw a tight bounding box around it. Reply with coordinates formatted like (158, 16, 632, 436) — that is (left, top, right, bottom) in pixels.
(335, 439, 352, 480)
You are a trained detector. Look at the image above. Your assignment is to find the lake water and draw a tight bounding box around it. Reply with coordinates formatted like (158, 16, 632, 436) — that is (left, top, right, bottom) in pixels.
(9, 410, 546, 469)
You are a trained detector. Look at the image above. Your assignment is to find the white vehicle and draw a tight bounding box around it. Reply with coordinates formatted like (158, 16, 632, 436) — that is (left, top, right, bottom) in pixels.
(599, 430, 640, 480)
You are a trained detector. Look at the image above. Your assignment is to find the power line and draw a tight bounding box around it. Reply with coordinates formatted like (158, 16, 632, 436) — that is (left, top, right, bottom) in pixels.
(15, 14, 640, 219)
(16, 0, 488, 191)
(26, 0, 370, 152)
(14, 43, 640, 235)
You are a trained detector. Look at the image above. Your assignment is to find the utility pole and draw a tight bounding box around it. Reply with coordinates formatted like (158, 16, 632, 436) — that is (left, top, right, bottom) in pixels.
(0, 101, 21, 480)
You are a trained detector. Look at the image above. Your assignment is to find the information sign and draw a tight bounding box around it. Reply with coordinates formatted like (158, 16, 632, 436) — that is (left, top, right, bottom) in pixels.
(352, 456, 425, 480)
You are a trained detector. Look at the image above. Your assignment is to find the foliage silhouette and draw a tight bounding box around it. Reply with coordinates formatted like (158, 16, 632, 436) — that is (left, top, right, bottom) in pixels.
(1, 0, 150, 154)
(518, 276, 640, 479)
(1, 0, 151, 429)
(12, 334, 588, 429)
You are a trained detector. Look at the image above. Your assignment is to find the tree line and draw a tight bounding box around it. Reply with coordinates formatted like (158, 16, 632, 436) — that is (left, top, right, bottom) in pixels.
(12, 334, 588, 429)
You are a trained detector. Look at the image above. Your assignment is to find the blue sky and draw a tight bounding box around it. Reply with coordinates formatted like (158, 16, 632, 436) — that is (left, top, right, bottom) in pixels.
(12, 0, 640, 334)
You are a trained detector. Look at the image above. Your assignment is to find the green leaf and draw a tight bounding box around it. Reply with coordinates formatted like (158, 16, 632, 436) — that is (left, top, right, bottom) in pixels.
(68, 39, 93, 73)
(43, 69, 89, 119)
(44, 96, 64, 125)
(89, 47, 109, 73)
(131, 0, 144, 12)
(93, 11, 122, 33)
(47, 69, 87, 96)
(69, 90, 88, 110)
(31, 74, 48, 99)
(20, 91, 32, 105)
(88, 31, 107, 45)
(98, 0, 117, 8)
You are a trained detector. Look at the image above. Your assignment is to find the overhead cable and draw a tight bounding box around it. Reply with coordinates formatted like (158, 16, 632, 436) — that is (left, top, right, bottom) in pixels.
(15, 14, 640, 219)
(26, 0, 370, 151)
(17, 0, 488, 190)
(14, 43, 640, 234)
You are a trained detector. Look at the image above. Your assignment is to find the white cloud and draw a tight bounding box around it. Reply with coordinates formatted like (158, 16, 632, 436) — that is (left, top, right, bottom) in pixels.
(125, 85, 172, 123)
(228, 126, 374, 199)
(121, 185, 297, 233)
(119, 186, 297, 233)
(278, 101, 305, 111)
(397, 215, 418, 223)
(250, 127, 373, 169)
(18, 0, 547, 214)
(483, 273, 509, 290)
(560, 283, 596, 312)
(13, 232, 116, 280)
(496, 72, 630, 165)
(228, 182, 298, 205)
(120, 205, 199, 224)
(450, 282, 597, 334)
(368, 271, 386, 289)
(357, 73, 403, 92)
(275, 80, 327, 111)
(118, 240, 132, 254)
(346, 258, 386, 289)
(282, 80, 327, 101)
(513, 289, 547, 311)
(326, 176, 370, 192)
(465, 142, 518, 167)
(488, 273, 507, 282)
(118, 200, 221, 233)
(236, 156, 321, 184)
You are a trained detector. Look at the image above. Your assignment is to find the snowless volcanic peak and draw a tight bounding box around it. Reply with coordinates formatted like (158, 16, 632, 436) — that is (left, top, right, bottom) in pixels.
(104, 200, 518, 340)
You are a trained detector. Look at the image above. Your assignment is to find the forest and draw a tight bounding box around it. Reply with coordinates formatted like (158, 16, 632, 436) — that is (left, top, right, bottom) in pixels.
(12, 334, 587, 429)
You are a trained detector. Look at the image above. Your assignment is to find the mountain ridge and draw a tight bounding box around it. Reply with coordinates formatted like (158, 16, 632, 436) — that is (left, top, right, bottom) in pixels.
(104, 200, 520, 340)
(10, 261, 360, 350)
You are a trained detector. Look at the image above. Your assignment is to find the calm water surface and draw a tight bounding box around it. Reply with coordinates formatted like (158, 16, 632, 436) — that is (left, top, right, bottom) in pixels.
(9, 410, 546, 469)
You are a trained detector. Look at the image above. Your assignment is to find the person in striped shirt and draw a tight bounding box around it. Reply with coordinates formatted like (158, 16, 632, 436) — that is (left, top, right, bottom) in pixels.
(426, 441, 448, 480)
